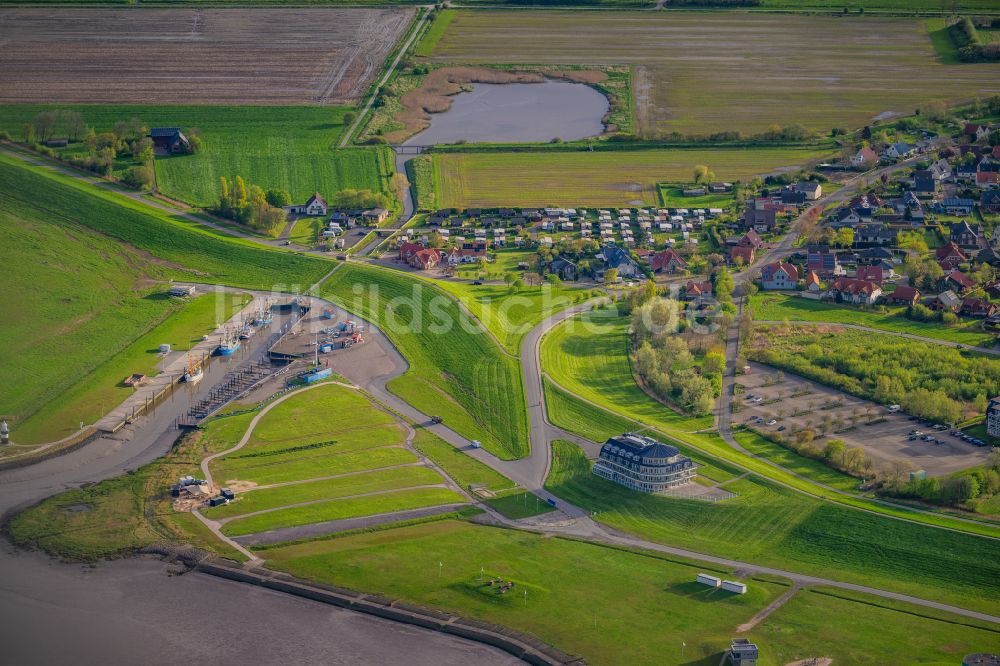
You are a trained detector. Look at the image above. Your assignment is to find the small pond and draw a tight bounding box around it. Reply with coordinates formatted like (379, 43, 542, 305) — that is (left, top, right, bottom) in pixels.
(406, 81, 609, 145)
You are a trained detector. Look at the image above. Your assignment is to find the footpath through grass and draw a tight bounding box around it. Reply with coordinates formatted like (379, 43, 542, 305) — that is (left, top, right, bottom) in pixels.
(749, 292, 995, 348)
(320, 262, 529, 459)
(548, 440, 1000, 616)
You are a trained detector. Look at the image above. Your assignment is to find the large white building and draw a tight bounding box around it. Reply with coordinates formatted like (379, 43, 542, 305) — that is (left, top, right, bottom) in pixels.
(593, 433, 698, 493)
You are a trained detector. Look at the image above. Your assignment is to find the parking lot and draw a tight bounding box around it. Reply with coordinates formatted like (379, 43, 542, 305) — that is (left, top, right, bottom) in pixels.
(736, 362, 990, 477)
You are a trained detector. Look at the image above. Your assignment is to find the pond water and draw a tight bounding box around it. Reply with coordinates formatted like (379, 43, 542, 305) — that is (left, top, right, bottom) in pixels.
(406, 81, 608, 145)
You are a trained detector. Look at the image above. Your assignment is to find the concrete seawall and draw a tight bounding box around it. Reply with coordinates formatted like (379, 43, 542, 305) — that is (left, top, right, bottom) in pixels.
(197, 558, 584, 666)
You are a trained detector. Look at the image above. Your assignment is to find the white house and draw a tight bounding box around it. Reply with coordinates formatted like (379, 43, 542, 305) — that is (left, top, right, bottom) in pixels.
(293, 192, 328, 217)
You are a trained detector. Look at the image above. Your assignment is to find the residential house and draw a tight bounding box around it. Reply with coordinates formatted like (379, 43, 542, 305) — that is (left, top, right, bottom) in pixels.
(794, 181, 822, 200)
(742, 206, 777, 233)
(935, 242, 968, 270)
(398, 242, 440, 270)
(760, 262, 799, 290)
(857, 246, 895, 263)
(805, 270, 821, 292)
(977, 164, 1000, 188)
(950, 221, 982, 249)
(709, 182, 732, 193)
(650, 249, 687, 274)
(965, 123, 990, 141)
(856, 265, 884, 285)
(683, 280, 712, 300)
(937, 198, 976, 216)
(976, 246, 1000, 267)
(960, 298, 998, 319)
(780, 188, 806, 206)
(851, 146, 878, 167)
(736, 230, 763, 250)
(730, 245, 756, 266)
(982, 190, 1000, 213)
(902, 191, 924, 222)
(988, 398, 1000, 439)
(149, 127, 191, 153)
(827, 277, 882, 305)
(831, 207, 862, 229)
(884, 141, 914, 160)
(292, 192, 328, 217)
(943, 270, 976, 294)
(807, 247, 843, 277)
(598, 244, 642, 278)
(855, 223, 895, 247)
(928, 159, 952, 182)
(884, 285, 920, 306)
(912, 170, 936, 198)
(546, 256, 578, 281)
(930, 290, 960, 311)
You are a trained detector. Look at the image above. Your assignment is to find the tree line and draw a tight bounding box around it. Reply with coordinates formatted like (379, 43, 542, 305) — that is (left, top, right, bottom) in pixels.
(214, 176, 288, 237)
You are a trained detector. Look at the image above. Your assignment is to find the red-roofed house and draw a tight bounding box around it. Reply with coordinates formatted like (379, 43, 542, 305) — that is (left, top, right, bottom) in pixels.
(960, 298, 998, 318)
(409, 248, 441, 270)
(943, 270, 975, 294)
(965, 123, 989, 141)
(650, 249, 687, 274)
(805, 270, 821, 292)
(760, 262, 798, 290)
(739, 230, 764, 249)
(398, 241, 425, 263)
(827, 278, 882, 305)
(683, 280, 712, 300)
(730, 245, 755, 266)
(851, 146, 878, 167)
(935, 242, 968, 271)
(884, 285, 920, 306)
(855, 265, 884, 285)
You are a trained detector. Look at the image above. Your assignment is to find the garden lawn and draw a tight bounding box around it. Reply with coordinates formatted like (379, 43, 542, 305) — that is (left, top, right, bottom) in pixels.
(431, 148, 832, 208)
(749, 292, 995, 348)
(0, 154, 332, 290)
(260, 519, 784, 665)
(221, 486, 464, 536)
(547, 441, 1000, 616)
(203, 465, 442, 520)
(320, 262, 529, 459)
(0, 105, 391, 207)
(658, 185, 733, 209)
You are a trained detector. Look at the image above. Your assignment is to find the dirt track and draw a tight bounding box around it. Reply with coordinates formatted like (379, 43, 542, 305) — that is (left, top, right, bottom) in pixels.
(0, 8, 413, 105)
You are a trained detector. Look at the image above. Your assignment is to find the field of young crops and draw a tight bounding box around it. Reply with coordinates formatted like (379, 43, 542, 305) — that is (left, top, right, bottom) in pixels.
(0, 105, 391, 207)
(0, 155, 331, 290)
(430, 147, 831, 208)
(547, 441, 1000, 616)
(321, 263, 529, 459)
(426, 11, 1000, 137)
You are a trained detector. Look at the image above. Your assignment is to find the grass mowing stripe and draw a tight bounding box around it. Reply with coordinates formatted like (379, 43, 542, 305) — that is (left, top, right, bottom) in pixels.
(212, 446, 418, 487)
(221, 487, 465, 536)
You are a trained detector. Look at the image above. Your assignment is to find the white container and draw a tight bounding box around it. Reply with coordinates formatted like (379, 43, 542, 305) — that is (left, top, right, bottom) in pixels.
(159, 344, 171, 354)
(696, 574, 721, 588)
(721, 580, 747, 594)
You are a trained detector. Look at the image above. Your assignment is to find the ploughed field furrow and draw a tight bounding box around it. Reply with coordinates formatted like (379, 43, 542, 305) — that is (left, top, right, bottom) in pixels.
(0, 8, 413, 105)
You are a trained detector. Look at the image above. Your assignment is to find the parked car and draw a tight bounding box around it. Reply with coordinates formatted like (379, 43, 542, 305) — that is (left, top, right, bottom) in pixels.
(766, 419, 777, 426)
(777, 425, 786, 432)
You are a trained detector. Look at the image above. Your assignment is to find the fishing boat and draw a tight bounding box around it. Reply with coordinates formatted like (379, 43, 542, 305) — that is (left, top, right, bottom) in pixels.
(182, 356, 203, 384)
(216, 328, 241, 356)
(238, 320, 254, 340)
(253, 301, 274, 326)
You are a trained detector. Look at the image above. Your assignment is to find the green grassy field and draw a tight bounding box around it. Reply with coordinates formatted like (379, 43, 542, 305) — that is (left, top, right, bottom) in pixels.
(658, 185, 733, 209)
(548, 440, 1000, 615)
(320, 262, 529, 459)
(430, 147, 832, 208)
(749, 292, 995, 347)
(261, 519, 785, 665)
(732, 429, 860, 493)
(412, 428, 515, 492)
(430, 279, 584, 354)
(261, 517, 999, 664)
(204, 466, 444, 521)
(427, 11, 1000, 138)
(0, 154, 332, 290)
(221, 486, 465, 536)
(539, 310, 713, 433)
(543, 378, 641, 444)
(540, 311, 1000, 537)
(0, 105, 391, 208)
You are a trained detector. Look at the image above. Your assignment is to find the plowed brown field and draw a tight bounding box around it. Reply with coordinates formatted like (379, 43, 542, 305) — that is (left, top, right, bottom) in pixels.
(0, 8, 413, 105)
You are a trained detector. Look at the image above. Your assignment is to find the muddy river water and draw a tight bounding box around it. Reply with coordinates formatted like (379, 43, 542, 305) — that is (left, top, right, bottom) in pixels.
(406, 81, 609, 145)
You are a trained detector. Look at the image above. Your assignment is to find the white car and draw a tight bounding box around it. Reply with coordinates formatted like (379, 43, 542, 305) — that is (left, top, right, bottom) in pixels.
(470, 440, 482, 449)
(766, 419, 777, 426)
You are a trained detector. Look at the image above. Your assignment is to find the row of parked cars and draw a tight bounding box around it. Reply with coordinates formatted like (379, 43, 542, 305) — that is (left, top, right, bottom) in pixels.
(905, 420, 988, 447)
